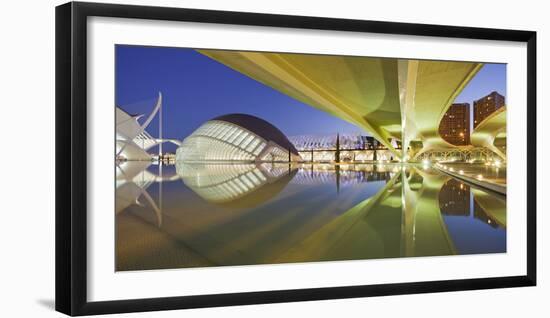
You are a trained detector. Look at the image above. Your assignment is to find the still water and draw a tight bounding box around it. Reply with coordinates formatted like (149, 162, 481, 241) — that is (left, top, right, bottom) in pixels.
(116, 162, 506, 271)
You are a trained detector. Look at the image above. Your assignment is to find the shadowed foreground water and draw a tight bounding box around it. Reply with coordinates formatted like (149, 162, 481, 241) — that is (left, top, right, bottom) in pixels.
(115, 162, 506, 271)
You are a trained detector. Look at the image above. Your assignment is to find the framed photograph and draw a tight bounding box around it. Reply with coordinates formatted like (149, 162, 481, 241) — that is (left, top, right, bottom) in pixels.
(55, 1, 536, 316)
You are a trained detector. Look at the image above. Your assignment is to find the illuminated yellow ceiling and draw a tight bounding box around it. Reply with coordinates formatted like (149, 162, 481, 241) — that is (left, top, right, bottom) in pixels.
(198, 49, 482, 159)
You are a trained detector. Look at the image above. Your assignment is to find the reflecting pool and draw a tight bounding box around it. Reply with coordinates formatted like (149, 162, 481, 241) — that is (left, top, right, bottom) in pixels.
(116, 162, 506, 271)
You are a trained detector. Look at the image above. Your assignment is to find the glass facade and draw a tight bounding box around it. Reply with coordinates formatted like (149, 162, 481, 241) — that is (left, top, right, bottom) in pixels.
(177, 120, 297, 162)
(297, 149, 395, 162)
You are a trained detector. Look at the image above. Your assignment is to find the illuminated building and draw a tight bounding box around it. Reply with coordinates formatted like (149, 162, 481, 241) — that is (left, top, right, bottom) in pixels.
(439, 103, 470, 146)
(177, 114, 301, 162)
(289, 133, 399, 162)
(473, 91, 505, 128)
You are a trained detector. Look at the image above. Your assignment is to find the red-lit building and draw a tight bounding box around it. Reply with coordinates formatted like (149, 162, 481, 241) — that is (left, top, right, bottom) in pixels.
(473, 91, 505, 128)
(439, 103, 470, 146)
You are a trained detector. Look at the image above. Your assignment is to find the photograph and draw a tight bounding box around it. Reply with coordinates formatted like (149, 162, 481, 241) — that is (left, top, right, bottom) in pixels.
(115, 45, 507, 271)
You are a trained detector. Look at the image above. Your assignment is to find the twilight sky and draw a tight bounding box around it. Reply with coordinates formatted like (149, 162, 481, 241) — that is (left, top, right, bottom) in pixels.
(116, 45, 506, 152)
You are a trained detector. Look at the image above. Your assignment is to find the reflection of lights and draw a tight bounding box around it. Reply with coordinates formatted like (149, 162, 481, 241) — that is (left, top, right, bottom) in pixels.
(422, 159, 430, 165)
(477, 174, 483, 180)
(459, 170, 464, 175)
(460, 183, 464, 189)
(449, 167, 454, 172)
(488, 220, 492, 224)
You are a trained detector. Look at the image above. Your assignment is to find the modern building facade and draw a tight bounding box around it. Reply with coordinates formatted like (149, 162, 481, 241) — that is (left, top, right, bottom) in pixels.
(116, 100, 160, 161)
(177, 114, 302, 162)
(289, 133, 401, 152)
(116, 93, 181, 161)
(439, 103, 470, 146)
(473, 91, 505, 128)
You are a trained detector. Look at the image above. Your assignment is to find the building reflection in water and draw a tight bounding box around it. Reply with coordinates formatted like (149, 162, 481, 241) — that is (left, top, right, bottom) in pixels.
(115, 162, 506, 271)
(439, 179, 471, 216)
(438, 178, 506, 228)
(176, 162, 297, 208)
(291, 163, 393, 186)
(116, 161, 180, 226)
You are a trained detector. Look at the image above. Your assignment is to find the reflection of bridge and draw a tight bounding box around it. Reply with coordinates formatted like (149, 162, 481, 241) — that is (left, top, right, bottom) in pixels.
(116, 162, 506, 269)
(198, 50, 488, 160)
(274, 166, 505, 262)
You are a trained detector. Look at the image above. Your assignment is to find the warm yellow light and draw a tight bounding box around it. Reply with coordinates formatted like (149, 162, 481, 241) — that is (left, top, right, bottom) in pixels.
(477, 174, 483, 180)
(459, 170, 464, 175)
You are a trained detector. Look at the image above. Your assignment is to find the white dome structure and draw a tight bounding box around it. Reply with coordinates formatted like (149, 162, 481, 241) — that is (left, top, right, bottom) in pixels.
(177, 114, 302, 163)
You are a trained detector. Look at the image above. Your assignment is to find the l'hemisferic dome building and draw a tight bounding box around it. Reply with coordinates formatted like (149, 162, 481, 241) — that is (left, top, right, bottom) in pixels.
(176, 114, 302, 162)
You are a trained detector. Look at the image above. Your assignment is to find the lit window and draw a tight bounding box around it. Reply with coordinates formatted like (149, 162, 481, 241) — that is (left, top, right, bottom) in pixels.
(234, 178, 249, 191)
(246, 172, 260, 185)
(241, 175, 254, 189)
(221, 126, 237, 140)
(246, 138, 260, 152)
(240, 135, 254, 149)
(234, 131, 248, 145)
(228, 129, 242, 143)
(253, 143, 266, 155)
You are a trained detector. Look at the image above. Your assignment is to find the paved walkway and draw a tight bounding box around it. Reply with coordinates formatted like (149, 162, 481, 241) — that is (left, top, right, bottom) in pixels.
(434, 162, 506, 195)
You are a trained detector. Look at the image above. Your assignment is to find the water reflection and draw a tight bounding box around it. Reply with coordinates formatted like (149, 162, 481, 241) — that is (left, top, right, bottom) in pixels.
(116, 161, 180, 226)
(116, 162, 506, 271)
(175, 162, 297, 208)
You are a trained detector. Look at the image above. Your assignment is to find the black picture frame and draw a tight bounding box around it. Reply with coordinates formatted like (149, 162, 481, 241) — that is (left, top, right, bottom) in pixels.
(55, 1, 537, 316)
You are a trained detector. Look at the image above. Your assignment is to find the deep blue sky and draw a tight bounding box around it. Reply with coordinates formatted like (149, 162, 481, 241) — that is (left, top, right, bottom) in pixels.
(116, 45, 506, 152)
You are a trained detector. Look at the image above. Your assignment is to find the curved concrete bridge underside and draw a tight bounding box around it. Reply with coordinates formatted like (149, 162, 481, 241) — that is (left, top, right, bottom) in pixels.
(471, 107, 507, 160)
(198, 49, 482, 160)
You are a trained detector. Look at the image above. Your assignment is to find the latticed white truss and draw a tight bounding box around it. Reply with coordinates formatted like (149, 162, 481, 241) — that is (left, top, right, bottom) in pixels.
(416, 147, 504, 162)
(297, 149, 396, 162)
(289, 133, 361, 150)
